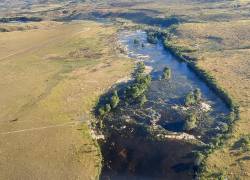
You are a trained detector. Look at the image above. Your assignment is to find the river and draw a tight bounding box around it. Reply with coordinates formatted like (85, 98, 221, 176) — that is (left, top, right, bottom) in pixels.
(99, 30, 230, 180)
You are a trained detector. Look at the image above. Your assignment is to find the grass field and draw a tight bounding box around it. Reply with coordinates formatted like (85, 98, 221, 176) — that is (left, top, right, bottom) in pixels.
(0, 20, 133, 180)
(165, 10, 250, 180)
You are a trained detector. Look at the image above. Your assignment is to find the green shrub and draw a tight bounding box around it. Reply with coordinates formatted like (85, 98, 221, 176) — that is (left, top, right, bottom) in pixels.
(194, 88, 202, 102)
(138, 94, 147, 106)
(147, 31, 158, 44)
(133, 39, 140, 45)
(185, 91, 196, 106)
(98, 106, 106, 116)
(110, 90, 120, 109)
(185, 89, 202, 106)
(105, 104, 111, 113)
(136, 62, 145, 75)
(183, 112, 197, 130)
(194, 152, 205, 166)
(238, 136, 250, 152)
(162, 66, 171, 80)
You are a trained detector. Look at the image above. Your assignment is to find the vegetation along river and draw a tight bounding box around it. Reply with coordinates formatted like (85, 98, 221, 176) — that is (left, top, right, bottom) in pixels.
(96, 30, 230, 180)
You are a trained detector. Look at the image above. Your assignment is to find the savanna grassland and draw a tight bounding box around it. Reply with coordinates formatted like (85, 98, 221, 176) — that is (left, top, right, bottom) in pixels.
(1, 0, 250, 179)
(159, 4, 250, 180)
(0, 20, 133, 179)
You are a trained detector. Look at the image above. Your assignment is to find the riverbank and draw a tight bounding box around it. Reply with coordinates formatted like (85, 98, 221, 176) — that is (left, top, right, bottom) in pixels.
(155, 22, 248, 178)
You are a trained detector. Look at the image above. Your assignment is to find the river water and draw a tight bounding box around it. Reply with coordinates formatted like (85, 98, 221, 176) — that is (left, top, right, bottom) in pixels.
(99, 30, 230, 180)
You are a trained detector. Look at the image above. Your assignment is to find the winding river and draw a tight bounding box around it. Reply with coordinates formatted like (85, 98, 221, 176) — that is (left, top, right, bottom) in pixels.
(99, 30, 230, 180)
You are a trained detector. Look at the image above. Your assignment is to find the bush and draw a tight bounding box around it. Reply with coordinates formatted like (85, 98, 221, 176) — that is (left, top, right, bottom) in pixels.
(133, 39, 140, 45)
(105, 104, 111, 113)
(147, 31, 158, 44)
(185, 89, 202, 106)
(98, 106, 106, 116)
(183, 112, 197, 131)
(238, 136, 250, 152)
(138, 94, 147, 106)
(194, 152, 205, 167)
(194, 88, 202, 102)
(136, 62, 145, 75)
(185, 91, 196, 106)
(162, 66, 171, 80)
(125, 62, 151, 104)
(110, 90, 120, 109)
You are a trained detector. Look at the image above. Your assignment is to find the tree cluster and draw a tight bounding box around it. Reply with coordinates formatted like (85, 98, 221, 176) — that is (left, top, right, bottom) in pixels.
(185, 88, 202, 106)
(98, 90, 120, 117)
(126, 62, 151, 106)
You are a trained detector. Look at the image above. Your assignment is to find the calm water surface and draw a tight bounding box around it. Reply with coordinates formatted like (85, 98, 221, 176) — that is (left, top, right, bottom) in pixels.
(100, 30, 230, 180)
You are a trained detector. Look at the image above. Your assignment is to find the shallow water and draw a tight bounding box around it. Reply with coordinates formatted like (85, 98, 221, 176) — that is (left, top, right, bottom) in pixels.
(100, 30, 230, 179)
(118, 30, 228, 116)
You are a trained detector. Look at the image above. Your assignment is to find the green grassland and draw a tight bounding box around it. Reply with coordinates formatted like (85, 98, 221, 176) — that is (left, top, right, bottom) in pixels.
(0, 20, 133, 180)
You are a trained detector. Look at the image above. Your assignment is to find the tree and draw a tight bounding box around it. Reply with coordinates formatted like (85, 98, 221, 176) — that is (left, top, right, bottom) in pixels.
(133, 39, 140, 45)
(162, 67, 171, 80)
(110, 90, 120, 109)
(105, 104, 111, 113)
(138, 94, 147, 106)
(185, 89, 202, 106)
(136, 62, 145, 75)
(183, 112, 197, 131)
(147, 32, 158, 44)
(194, 152, 204, 166)
(185, 92, 195, 106)
(193, 88, 202, 102)
(98, 106, 106, 116)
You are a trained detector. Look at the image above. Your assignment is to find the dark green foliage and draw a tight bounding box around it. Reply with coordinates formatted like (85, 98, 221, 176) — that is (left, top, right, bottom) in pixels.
(194, 88, 202, 102)
(138, 94, 147, 106)
(98, 106, 106, 117)
(127, 74, 151, 99)
(162, 66, 171, 80)
(125, 62, 151, 104)
(183, 112, 197, 131)
(0, 28, 9, 32)
(0, 16, 42, 23)
(97, 62, 151, 117)
(133, 39, 140, 45)
(97, 91, 120, 117)
(136, 62, 145, 75)
(185, 91, 196, 106)
(216, 172, 227, 180)
(110, 90, 120, 109)
(105, 104, 111, 113)
(185, 89, 202, 106)
(97, 103, 111, 117)
(147, 31, 158, 44)
(237, 135, 250, 152)
(194, 152, 205, 167)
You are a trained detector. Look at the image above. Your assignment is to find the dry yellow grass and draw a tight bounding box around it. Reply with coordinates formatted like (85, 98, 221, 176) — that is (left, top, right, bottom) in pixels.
(0, 20, 133, 180)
